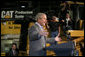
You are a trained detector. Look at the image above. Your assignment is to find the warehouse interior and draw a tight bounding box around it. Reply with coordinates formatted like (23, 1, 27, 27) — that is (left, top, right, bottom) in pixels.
(1, 0, 84, 56)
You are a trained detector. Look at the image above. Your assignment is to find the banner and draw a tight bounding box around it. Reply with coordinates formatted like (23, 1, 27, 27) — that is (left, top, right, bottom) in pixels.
(1, 10, 33, 19)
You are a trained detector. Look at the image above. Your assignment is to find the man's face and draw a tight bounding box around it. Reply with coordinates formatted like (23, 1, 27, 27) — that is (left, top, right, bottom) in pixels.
(12, 45, 16, 50)
(66, 13, 70, 18)
(38, 14, 47, 26)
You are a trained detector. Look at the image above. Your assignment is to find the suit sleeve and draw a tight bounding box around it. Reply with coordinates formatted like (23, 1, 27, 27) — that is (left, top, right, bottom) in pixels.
(46, 38, 56, 44)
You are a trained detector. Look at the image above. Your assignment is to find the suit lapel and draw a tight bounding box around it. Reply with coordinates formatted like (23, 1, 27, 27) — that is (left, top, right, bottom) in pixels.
(35, 24, 42, 31)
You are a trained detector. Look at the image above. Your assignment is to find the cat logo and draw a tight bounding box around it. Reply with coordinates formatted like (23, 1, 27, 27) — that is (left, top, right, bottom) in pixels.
(1, 11, 14, 18)
(4, 15, 11, 19)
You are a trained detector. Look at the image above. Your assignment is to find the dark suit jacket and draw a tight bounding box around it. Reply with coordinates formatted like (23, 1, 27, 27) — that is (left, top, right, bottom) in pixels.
(63, 19, 73, 30)
(28, 23, 55, 56)
(7, 48, 19, 56)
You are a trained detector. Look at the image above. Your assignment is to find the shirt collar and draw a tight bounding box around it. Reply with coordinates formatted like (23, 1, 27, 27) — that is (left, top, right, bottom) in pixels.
(35, 22, 43, 30)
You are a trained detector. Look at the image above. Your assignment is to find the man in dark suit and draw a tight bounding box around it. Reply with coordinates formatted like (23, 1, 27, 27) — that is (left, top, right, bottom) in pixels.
(7, 43, 19, 56)
(28, 13, 62, 56)
(62, 13, 73, 34)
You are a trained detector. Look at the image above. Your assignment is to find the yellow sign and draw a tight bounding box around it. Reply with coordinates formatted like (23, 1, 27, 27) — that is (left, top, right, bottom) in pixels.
(1, 21, 21, 34)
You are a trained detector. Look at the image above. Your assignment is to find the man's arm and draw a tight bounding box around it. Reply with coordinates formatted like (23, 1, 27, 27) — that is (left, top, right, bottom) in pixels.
(46, 38, 55, 43)
(46, 36, 62, 43)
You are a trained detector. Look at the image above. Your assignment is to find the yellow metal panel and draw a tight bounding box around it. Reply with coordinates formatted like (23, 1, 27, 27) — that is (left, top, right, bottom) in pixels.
(1, 21, 21, 34)
(73, 37, 84, 43)
(28, 22, 35, 28)
(47, 50, 56, 56)
(1, 53, 5, 56)
(60, 1, 84, 6)
(67, 30, 84, 37)
(80, 20, 84, 29)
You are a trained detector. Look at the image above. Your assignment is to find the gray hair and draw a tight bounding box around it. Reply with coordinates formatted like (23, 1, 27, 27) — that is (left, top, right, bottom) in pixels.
(35, 13, 46, 21)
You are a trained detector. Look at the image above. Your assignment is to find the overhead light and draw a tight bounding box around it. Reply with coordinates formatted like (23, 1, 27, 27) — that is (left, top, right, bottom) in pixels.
(21, 6, 25, 8)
